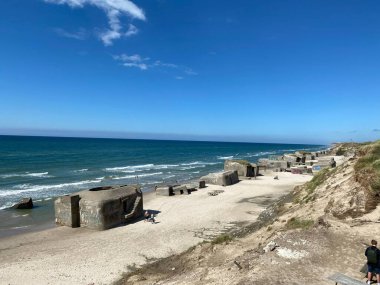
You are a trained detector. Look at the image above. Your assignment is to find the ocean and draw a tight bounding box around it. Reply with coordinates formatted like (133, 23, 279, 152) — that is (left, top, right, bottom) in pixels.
(0, 135, 325, 236)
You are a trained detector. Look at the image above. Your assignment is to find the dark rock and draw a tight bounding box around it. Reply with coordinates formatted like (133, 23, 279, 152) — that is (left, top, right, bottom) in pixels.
(316, 216, 331, 228)
(13, 197, 33, 209)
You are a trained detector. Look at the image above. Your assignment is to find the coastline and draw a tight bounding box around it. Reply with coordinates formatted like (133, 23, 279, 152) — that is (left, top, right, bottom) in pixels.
(0, 170, 311, 285)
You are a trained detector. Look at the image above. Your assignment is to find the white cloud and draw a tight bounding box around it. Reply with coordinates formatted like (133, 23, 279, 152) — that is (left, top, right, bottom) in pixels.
(123, 62, 148, 70)
(99, 9, 122, 46)
(54, 28, 87, 40)
(113, 53, 148, 70)
(184, 68, 198, 75)
(125, 24, 138, 37)
(113, 53, 197, 77)
(114, 54, 141, 62)
(153, 60, 178, 68)
(45, 0, 145, 45)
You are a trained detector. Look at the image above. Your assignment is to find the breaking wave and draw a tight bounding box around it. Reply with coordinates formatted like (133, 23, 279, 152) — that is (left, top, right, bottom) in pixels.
(0, 179, 102, 198)
(0, 172, 51, 179)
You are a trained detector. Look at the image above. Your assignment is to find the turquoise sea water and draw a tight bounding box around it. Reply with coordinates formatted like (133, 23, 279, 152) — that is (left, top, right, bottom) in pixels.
(0, 135, 324, 236)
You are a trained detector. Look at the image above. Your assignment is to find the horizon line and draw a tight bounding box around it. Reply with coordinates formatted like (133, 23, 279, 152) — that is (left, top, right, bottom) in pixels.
(0, 133, 326, 146)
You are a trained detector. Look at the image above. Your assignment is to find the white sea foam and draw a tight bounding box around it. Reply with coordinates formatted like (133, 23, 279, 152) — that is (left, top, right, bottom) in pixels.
(0, 172, 51, 179)
(180, 161, 202, 166)
(181, 161, 219, 166)
(113, 172, 164, 180)
(180, 165, 206, 170)
(104, 164, 179, 173)
(245, 151, 277, 158)
(104, 164, 154, 172)
(74, 168, 88, 173)
(164, 175, 175, 179)
(203, 162, 220, 165)
(0, 202, 14, 210)
(217, 156, 233, 160)
(154, 164, 179, 169)
(11, 225, 30, 230)
(0, 178, 102, 197)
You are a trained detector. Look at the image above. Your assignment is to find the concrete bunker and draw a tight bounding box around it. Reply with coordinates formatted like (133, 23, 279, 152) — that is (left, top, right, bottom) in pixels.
(55, 185, 143, 230)
(224, 160, 256, 177)
(200, 170, 239, 186)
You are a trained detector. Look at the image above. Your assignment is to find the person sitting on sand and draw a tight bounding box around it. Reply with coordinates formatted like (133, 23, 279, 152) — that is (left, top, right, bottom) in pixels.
(144, 211, 150, 222)
(149, 213, 155, 224)
(365, 239, 380, 285)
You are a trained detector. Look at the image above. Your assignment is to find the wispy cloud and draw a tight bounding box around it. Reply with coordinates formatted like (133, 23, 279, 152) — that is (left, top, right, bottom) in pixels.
(54, 28, 87, 40)
(113, 53, 197, 77)
(45, 0, 145, 46)
(373, 129, 380, 132)
(125, 24, 138, 37)
(113, 54, 148, 70)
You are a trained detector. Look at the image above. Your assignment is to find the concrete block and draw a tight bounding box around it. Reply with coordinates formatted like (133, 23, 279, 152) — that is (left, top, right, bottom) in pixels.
(224, 160, 255, 177)
(55, 195, 80, 228)
(55, 185, 143, 231)
(173, 185, 189, 195)
(200, 170, 239, 186)
(156, 186, 173, 196)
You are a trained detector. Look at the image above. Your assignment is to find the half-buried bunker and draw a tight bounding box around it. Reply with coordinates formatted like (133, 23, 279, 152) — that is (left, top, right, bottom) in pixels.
(55, 185, 143, 230)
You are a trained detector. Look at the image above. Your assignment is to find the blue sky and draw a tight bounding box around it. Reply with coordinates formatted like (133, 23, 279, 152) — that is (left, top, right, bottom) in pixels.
(0, 0, 379, 144)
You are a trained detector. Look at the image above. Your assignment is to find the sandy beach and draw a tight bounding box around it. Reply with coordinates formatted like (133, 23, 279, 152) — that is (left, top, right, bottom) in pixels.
(0, 171, 311, 285)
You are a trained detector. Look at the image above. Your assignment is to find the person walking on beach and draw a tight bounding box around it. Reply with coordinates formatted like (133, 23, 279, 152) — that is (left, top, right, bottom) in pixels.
(365, 239, 380, 285)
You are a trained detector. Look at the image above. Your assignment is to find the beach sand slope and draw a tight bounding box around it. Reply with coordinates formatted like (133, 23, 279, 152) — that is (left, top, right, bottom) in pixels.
(0, 172, 310, 285)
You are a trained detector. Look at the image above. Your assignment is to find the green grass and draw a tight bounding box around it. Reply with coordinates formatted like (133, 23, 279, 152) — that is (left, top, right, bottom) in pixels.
(286, 217, 314, 230)
(354, 141, 380, 194)
(211, 234, 233, 245)
(305, 168, 335, 194)
(336, 147, 346, 156)
(293, 167, 338, 205)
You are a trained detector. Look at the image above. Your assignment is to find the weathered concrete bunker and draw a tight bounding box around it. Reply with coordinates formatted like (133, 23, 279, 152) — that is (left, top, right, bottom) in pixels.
(224, 160, 256, 177)
(200, 170, 239, 186)
(55, 185, 143, 230)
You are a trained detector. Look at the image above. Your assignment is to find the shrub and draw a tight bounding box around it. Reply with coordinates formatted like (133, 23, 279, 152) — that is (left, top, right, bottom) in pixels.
(211, 234, 233, 244)
(336, 148, 346, 156)
(286, 217, 314, 230)
(354, 141, 380, 194)
(305, 168, 331, 193)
